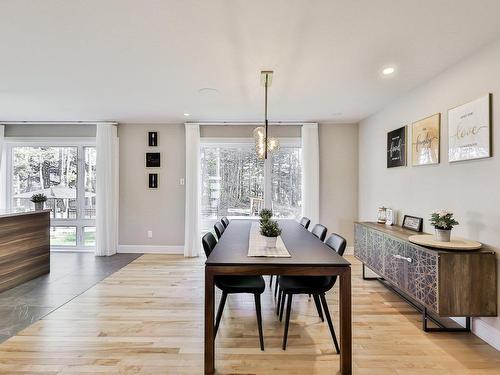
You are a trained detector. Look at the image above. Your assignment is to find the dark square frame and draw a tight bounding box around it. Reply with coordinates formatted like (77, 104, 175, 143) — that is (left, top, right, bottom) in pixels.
(402, 215, 423, 232)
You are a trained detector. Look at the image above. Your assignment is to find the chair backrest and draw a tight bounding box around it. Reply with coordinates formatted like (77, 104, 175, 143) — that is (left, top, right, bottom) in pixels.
(214, 222, 225, 239)
(202, 232, 217, 258)
(311, 224, 327, 241)
(299, 216, 311, 229)
(325, 233, 347, 256)
(221, 217, 230, 228)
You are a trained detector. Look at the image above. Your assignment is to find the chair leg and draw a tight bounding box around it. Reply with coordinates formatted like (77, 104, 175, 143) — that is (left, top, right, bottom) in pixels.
(282, 294, 293, 350)
(279, 292, 287, 322)
(313, 294, 324, 322)
(276, 289, 283, 315)
(214, 291, 227, 338)
(274, 278, 279, 298)
(319, 293, 340, 354)
(269, 275, 273, 287)
(254, 293, 265, 351)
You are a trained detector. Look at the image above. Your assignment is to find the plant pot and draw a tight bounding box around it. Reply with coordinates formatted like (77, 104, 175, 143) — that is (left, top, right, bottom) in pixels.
(264, 236, 278, 248)
(34, 202, 44, 211)
(435, 228, 451, 242)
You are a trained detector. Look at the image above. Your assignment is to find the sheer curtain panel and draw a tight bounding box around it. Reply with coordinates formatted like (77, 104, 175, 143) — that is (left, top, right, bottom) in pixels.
(96, 124, 119, 256)
(184, 123, 201, 257)
(301, 123, 320, 225)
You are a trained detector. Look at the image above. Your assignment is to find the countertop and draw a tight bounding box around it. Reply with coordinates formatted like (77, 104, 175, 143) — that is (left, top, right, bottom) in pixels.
(0, 209, 50, 219)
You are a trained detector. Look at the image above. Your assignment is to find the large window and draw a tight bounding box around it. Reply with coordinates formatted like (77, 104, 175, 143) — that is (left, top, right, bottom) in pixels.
(200, 139, 301, 232)
(8, 142, 96, 250)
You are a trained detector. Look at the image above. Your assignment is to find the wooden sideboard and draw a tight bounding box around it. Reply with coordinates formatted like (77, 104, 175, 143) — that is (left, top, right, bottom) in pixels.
(354, 222, 497, 323)
(0, 210, 50, 293)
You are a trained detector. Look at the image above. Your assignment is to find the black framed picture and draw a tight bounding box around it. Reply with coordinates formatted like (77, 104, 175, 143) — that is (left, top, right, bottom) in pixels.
(148, 173, 158, 188)
(148, 131, 158, 147)
(387, 126, 407, 168)
(402, 215, 423, 232)
(146, 152, 161, 168)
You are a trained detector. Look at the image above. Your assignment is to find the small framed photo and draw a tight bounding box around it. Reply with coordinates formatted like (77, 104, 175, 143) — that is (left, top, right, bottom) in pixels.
(148, 131, 158, 147)
(402, 215, 423, 232)
(148, 173, 159, 189)
(146, 152, 161, 168)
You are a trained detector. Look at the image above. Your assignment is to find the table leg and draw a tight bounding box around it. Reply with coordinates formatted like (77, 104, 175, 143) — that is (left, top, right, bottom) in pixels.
(339, 267, 352, 375)
(205, 267, 215, 375)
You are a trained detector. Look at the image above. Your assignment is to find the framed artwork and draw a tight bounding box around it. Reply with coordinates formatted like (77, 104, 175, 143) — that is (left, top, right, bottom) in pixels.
(148, 173, 159, 188)
(448, 94, 491, 162)
(412, 113, 440, 166)
(146, 152, 161, 168)
(387, 126, 407, 168)
(148, 131, 158, 147)
(402, 215, 423, 232)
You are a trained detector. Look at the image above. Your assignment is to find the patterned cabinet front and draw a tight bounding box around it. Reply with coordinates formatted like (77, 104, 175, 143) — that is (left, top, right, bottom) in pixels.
(365, 228, 384, 274)
(405, 243, 438, 313)
(354, 223, 368, 263)
(383, 235, 407, 290)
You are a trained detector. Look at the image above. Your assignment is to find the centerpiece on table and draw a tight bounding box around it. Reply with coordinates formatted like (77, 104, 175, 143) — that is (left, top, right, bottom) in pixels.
(259, 209, 282, 248)
(429, 210, 459, 242)
(31, 193, 47, 211)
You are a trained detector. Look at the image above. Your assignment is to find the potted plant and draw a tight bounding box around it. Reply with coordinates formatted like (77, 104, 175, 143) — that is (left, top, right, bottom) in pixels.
(259, 208, 273, 223)
(31, 193, 47, 211)
(260, 219, 282, 248)
(429, 210, 459, 242)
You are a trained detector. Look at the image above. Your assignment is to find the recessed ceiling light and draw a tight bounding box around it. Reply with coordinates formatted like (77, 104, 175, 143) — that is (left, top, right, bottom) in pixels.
(381, 66, 396, 76)
(183, 113, 190, 117)
(198, 87, 219, 94)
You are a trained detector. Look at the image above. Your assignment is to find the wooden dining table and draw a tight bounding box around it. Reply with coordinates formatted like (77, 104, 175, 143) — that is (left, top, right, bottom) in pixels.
(204, 219, 352, 374)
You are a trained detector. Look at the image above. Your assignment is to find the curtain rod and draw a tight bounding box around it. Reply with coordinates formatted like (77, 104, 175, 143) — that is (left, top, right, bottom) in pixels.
(0, 121, 118, 126)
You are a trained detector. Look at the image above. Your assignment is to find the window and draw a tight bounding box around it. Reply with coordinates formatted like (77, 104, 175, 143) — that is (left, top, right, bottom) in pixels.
(8, 141, 96, 250)
(200, 139, 302, 233)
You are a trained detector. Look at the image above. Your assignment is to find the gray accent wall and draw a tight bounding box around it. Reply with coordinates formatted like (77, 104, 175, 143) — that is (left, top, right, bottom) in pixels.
(5, 124, 96, 137)
(358, 39, 500, 339)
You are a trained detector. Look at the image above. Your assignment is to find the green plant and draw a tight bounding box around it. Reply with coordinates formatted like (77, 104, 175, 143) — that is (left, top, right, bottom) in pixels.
(260, 219, 281, 238)
(30, 193, 47, 203)
(259, 208, 273, 221)
(430, 210, 459, 230)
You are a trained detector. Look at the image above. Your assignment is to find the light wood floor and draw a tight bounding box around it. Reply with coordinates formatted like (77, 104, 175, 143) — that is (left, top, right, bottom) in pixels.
(0, 254, 498, 375)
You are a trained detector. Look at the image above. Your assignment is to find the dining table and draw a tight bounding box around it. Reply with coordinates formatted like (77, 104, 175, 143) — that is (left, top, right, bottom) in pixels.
(204, 219, 352, 374)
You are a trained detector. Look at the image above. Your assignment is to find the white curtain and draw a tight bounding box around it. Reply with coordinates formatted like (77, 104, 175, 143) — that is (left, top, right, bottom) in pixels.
(96, 123, 119, 256)
(184, 123, 201, 257)
(0, 125, 5, 211)
(301, 123, 320, 225)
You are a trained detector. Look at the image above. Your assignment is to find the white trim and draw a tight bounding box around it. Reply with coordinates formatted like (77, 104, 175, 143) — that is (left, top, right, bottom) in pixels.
(472, 318, 500, 351)
(118, 245, 184, 254)
(0, 121, 116, 126)
(51, 247, 94, 253)
(189, 122, 316, 126)
(5, 137, 96, 145)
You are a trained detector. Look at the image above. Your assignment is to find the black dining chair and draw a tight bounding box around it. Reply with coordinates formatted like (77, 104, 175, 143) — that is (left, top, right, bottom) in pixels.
(299, 216, 311, 229)
(202, 232, 265, 350)
(278, 233, 347, 351)
(214, 222, 225, 239)
(221, 217, 230, 228)
(311, 224, 327, 241)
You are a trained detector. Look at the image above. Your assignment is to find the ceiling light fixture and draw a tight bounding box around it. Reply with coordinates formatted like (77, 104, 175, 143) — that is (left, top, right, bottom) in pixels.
(381, 66, 396, 76)
(183, 113, 190, 117)
(254, 71, 279, 160)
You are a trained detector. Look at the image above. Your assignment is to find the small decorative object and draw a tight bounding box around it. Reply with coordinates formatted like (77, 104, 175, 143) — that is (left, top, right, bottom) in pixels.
(148, 173, 158, 188)
(30, 193, 47, 211)
(385, 208, 396, 226)
(387, 126, 407, 168)
(148, 131, 158, 147)
(260, 218, 282, 248)
(146, 152, 161, 168)
(377, 207, 387, 224)
(448, 94, 491, 162)
(402, 215, 423, 232)
(429, 210, 459, 242)
(412, 113, 440, 166)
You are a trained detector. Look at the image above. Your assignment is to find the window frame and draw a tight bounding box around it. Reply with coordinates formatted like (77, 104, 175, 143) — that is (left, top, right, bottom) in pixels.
(5, 137, 96, 252)
(199, 136, 302, 220)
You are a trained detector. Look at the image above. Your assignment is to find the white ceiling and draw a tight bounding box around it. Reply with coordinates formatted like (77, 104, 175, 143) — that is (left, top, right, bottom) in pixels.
(1, 0, 500, 124)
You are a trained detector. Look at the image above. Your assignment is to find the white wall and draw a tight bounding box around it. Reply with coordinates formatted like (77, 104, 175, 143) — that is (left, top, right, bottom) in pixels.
(359, 38, 500, 347)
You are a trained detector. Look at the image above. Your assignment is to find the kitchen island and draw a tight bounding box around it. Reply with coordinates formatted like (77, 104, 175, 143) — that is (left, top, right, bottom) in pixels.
(0, 210, 50, 293)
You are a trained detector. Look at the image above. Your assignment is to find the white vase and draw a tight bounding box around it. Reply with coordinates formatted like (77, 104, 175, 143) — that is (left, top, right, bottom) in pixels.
(34, 202, 44, 211)
(264, 236, 277, 248)
(435, 228, 451, 242)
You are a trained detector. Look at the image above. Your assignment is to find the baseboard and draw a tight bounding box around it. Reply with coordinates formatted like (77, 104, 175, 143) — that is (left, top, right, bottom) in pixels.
(345, 246, 354, 255)
(117, 245, 184, 254)
(472, 318, 500, 351)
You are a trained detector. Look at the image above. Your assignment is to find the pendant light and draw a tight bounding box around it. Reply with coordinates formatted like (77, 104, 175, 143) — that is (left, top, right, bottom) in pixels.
(254, 71, 279, 159)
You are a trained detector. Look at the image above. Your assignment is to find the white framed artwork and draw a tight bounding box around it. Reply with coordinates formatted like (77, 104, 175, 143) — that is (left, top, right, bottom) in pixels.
(448, 94, 491, 162)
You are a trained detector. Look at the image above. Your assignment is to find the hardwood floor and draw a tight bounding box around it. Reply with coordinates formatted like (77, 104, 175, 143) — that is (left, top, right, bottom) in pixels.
(0, 254, 498, 374)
